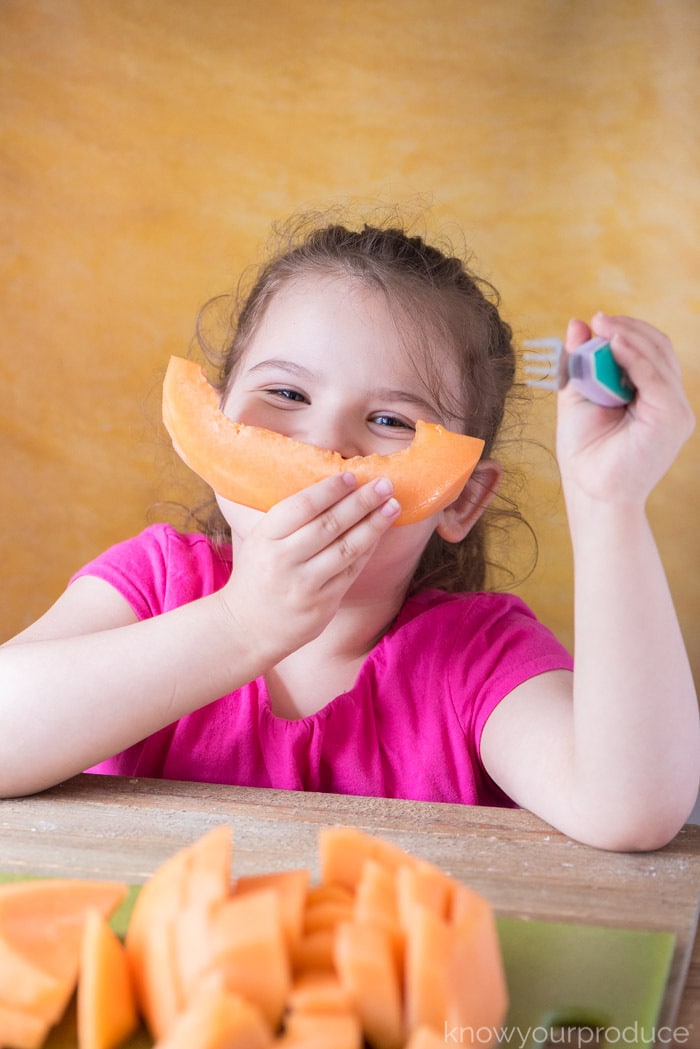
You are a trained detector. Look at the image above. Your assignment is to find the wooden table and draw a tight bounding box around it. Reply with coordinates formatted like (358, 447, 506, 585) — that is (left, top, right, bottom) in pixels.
(2, 774, 698, 1042)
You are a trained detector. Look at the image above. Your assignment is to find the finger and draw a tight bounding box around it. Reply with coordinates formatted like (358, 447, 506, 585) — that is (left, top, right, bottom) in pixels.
(292, 477, 401, 562)
(261, 472, 360, 540)
(564, 317, 593, 352)
(590, 313, 680, 378)
(312, 497, 402, 587)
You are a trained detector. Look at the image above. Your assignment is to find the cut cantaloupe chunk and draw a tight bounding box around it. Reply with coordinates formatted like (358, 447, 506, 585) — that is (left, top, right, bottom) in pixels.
(0, 878, 127, 1026)
(318, 827, 414, 892)
(234, 868, 309, 951)
(151, 985, 271, 1049)
(197, 889, 290, 1031)
(353, 859, 403, 976)
(125, 844, 189, 1039)
(334, 920, 404, 1049)
(445, 884, 508, 1042)
(0, 1002, 50, 1049)
(290, 927, 336, 977)
(175, 826, 233, 997)
(302, 897, 355, 935)
(396, 863, 452, 925)
(287, 973, 352, 1015)
(0, 937, 70, 1026)
(402, 902, 452, 1034)
(279, 1008, 362, 1049)
(404, 1026, 453, 1049)
(162, 356, 484, 526)
(77, 908, 139, 1049)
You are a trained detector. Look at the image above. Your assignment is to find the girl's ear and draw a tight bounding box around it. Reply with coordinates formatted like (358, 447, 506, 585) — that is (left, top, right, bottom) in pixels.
(435, 459, 503, 543)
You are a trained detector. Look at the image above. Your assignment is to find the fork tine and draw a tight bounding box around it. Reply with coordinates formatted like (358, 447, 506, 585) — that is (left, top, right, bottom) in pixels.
(522, 337, 564, 390)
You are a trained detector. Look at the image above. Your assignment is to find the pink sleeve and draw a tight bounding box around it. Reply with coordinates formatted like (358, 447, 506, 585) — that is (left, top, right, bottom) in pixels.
(447, 593, 574, 752)
(69, 524, 231, 618)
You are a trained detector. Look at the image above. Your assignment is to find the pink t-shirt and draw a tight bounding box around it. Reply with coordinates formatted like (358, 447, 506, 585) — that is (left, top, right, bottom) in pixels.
(72, 524, 573, 807)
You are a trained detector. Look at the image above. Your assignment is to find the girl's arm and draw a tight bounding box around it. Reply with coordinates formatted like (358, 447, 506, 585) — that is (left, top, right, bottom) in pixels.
(480, 314, 699, 851)
(0, 472, 400, 798)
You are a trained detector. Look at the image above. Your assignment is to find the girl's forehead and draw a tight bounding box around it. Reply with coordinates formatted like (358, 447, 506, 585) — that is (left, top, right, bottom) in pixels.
(251, 273, 460, 376)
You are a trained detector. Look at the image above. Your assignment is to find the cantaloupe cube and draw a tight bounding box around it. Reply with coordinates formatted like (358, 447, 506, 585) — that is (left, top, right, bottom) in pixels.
(78, 908, 139, 1049)
(318, 827, 412, 891)
(403, 903, 451, 1034)
(288, 973, 352, 1014)
(334, 921, 403, 1049)
(280, 1008, 362, 1049)
(290, 929, 336, 976)
(0, 878, 127, 1026)
(0, 1002, 50, 1049)
(200, 889, 290, 1030)
(234, 869, 309, 951)
(152, 985, 271, 1049)
(125, 849, 188, 1039)
(446, 884, 508, 1040)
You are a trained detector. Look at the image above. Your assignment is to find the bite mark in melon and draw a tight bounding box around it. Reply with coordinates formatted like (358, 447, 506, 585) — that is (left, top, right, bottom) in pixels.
(162, 356, 485, 526)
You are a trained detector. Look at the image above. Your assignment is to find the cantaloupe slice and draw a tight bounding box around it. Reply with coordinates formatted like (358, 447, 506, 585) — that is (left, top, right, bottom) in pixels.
(445, 884, 508, 1041)
(77, 908, 139, 1049)
(318, 827, 414, 892)
(279, 1008, 362, 1049)
(303, 897, 355, 935)
(174, 826, 233, 996)
(126, 825, 233, 1037)
(234, 869, 309, 951)
(125, 845, 189, 1039)
(290, 929, 337, 977)
(196, 889, 290, 1031)
(0, 1002, 50, 1049)
(288, 973, 352, 1014)
(404, 1026, 452, 1049)
(152, 985, 271, 1049)
(402, 903, 452, 1034)
(353, 859, 404, 978)
(334, 920, 404, 1049)
(162, 356, 484, 526)
(396, 863, 452, 924)
(0, 879, 127, 1025)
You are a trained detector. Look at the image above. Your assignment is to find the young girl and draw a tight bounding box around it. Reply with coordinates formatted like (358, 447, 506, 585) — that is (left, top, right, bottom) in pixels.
(1, 221, 697, 851)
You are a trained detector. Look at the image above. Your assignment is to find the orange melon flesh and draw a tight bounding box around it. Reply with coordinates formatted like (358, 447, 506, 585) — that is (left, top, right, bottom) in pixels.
(234, 868, 309, 951)
(0, 879, 127, 1024)
(125, 845, 188, 1039)
(201, 889, 291, 1030)
(334, 920, 403, 1049)
(162, 356, 485, 526)
(77, 909, 139, 1049)
(152, 986, 272, 1049)
(0, 1002, 50, 1049)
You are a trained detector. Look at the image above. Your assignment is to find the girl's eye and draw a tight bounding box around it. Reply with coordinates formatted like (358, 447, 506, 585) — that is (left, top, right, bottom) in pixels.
(267, 388, 308, 404)
(371, 413, 415, 431)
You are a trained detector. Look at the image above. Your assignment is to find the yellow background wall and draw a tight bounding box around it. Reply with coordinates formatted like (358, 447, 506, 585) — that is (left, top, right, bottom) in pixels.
(2, 0, 699, 685)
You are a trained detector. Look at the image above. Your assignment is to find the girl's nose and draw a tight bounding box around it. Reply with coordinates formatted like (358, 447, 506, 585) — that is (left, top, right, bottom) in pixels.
(306, 418, 363, 459)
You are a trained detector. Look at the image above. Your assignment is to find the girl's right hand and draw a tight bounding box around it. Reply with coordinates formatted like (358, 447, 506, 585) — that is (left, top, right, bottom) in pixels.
(218, 473, 401, 664)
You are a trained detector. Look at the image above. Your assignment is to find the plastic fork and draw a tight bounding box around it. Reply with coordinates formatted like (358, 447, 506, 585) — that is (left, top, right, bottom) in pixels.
(523, 336, 636, 408)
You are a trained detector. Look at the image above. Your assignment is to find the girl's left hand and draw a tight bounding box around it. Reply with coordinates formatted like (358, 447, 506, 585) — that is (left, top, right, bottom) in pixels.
(556, 313, 695, 506)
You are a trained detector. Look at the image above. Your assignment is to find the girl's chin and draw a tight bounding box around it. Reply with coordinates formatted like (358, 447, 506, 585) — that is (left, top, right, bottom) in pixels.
(215, 496, 265, 537)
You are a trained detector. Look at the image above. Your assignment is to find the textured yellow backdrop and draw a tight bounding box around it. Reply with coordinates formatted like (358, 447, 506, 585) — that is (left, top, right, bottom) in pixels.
(2, 0, 698, 686)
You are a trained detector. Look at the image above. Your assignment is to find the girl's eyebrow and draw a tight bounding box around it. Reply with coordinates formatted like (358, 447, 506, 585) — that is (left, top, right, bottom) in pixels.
(246, 358, 315, 380)
(246, 358, 446, 420)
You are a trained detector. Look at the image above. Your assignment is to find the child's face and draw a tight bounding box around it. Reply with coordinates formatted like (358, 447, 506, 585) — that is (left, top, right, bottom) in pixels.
(217, 274, 468, 588)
